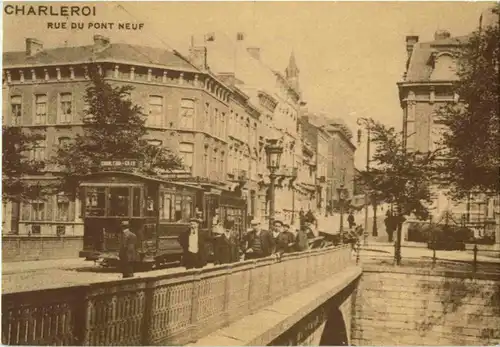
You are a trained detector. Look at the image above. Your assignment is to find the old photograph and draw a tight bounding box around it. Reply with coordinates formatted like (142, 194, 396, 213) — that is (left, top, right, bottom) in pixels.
(1, 1, 499, 345)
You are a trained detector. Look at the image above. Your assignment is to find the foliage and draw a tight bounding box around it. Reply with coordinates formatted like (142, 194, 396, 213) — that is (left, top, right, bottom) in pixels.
(54, 65, 182, 193)
(355, 119, 439, 220)
(436, 5, 500, 198)
(2, 126, 47, 201)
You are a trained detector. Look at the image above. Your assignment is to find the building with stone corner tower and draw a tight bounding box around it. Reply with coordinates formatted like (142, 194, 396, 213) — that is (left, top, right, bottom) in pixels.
(397, 6, 499, 247)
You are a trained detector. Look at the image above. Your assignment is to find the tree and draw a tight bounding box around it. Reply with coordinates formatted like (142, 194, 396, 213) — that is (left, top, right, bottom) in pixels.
(54, 65, 182, 194)
(2, 126, 47, 233)
(355, 119, 439, 263)
(436, 5, 500, 199)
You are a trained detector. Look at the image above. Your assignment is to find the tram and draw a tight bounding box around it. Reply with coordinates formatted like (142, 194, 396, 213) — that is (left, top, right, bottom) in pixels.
(78, 170, 247, 270)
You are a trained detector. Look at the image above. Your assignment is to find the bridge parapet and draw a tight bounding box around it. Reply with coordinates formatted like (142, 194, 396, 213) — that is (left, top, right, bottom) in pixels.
(2, 245, 353, 346)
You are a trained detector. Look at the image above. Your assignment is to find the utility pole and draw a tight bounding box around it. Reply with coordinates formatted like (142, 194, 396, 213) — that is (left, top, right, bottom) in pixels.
(357, 117, 371, 245)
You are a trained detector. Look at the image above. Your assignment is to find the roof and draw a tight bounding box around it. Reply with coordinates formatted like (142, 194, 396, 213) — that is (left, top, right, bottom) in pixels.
(404, 35, 470, 83)
(3, 43, 198, 71)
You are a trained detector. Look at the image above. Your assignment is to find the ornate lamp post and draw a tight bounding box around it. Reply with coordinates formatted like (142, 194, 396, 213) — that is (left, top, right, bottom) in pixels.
(265, 139, 283, 232)
(357, 117, 372, 245)
(337, 184, 348, 243)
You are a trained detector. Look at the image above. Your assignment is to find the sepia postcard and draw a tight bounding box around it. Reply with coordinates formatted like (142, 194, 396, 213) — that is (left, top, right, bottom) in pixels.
(2, 1, 499, 346)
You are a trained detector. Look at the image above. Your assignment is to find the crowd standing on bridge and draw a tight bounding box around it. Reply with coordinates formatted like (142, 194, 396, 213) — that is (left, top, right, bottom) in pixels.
(118, 209, 364, 278)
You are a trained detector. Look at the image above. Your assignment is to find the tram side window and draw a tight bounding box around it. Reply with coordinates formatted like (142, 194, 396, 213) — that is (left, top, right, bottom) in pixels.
(132, 188, 141, 217)
(160, 192, 172, 221)
(174, 195, 183, 222)
(108, 187, 130, 217)
(145, 185, 156, 217)
(85, 187, 106, 216)
(184, 196, 193, 220)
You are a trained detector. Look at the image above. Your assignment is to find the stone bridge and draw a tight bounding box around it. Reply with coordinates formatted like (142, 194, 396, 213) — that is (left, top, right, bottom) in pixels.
(3, 245, 499, 346)
(2, 245, 361, 346)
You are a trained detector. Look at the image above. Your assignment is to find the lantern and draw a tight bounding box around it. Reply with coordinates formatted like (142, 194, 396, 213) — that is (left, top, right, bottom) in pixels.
(265, 139, 283, 171)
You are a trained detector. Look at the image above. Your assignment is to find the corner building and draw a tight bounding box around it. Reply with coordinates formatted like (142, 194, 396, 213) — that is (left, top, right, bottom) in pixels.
(398, 7, 499, 246)
(2, 35, 235, 236)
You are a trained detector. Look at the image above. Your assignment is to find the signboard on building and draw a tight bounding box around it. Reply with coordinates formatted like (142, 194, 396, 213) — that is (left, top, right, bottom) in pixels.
(100, 160, 142, 169)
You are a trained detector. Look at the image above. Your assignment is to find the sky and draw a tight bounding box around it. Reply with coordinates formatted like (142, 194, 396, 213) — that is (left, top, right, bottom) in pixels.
(2, 1, 493, 168)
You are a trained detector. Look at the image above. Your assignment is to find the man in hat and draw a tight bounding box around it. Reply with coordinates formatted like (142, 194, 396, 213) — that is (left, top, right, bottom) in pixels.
(244, 219, 274, 260)
(273, 220, 294, 255)
(179, 217, 208, 269)
(119, 220, 137, 278)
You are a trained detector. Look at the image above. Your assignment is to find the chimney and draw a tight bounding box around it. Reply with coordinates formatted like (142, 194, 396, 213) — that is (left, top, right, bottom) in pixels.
(247, 47, 261, 60)
(434, 30, 451, 41)
(93, 34, 110, 48)
(189, 46, 208, 70)
(406, 35, 419, 61)
(217, 72, 236, 86)
(25, 38, 43, 57)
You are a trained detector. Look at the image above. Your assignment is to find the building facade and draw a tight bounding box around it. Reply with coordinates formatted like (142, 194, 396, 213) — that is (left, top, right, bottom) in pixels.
(2, 35, 235, 235)
(398, 6, 499, 245)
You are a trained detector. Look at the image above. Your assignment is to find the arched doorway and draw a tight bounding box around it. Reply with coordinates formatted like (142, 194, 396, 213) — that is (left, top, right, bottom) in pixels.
(319, 306, 348, 346)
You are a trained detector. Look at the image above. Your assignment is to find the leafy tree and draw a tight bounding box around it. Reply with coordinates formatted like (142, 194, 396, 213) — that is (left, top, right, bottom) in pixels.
(355, 119, 439, 262)
(54, 65, 182, 194)
(2, 126, 48, 233)
(436, 5, 500, 199)
(2, 126, 47, 201)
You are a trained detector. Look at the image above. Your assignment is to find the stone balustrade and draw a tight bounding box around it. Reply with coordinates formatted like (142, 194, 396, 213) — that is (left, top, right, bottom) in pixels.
(2, 245, 353, 346)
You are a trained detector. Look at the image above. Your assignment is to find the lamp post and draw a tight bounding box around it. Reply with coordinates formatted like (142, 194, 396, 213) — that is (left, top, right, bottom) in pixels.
(357, 117, 372, 245)
(265, 139, 283, 232)
(337, 184, 348, 244)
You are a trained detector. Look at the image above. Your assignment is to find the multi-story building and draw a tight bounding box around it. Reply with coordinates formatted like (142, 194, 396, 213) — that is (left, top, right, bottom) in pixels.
(195, 32, 305, 226)
(305, 114, 356, 213)
(397, 7, 499, 245)
(2, 35, 236, 235)
(300, 114, 330, 216)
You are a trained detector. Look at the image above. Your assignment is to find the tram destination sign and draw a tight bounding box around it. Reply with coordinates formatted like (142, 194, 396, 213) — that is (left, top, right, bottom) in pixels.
(100, 160, 142, 169)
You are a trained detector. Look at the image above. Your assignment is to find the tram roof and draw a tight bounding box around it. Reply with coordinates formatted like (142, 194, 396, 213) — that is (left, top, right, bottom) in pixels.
(79, 171, 205, 190)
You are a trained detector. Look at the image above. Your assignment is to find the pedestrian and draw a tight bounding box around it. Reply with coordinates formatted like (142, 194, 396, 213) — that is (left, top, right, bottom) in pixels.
(243, 219, 275, 260)
(385, 211, 395, 242)
(179, 217, 208, 270)
(119, 220, 137, 278)
(214, 219, 239, 265)
(282, 223, 296, 253)
(294, 225, 309, 252)
(348, 212, 355, 229)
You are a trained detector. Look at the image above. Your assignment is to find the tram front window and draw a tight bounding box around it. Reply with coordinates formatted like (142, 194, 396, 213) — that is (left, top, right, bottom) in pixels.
(85, 188, 106, 216)
(108, 187, 130, 217)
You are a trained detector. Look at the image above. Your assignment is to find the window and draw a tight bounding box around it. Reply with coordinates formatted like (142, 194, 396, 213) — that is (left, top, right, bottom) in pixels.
(220, 152, 225, 178)
(174, 195, 183, 221)
(203, 146, 209, 177)
(184, 196, 193, 220)
(214, 108, 219, 137)
(11, 96, 22, 125)
(179, 142, 194, 173)
(148, 95, 163, 127)
(34, 94, 47, 125)
(31, 139, 46, 161)
(58, 137, 71, 148)
(85, 187, 106, 216)
(132, 187, 141, 217)
(180, 99, 195, 129)
(31, 201, 45, 221)
(205, 103, 210, 131)
(221, 112, 226, 138)
(56, 195, 70, 221)
(212, 149, 218, 180)
(160, 192, 172, 220)
(59, 93, 72, 123)
(108, 187, 129, 217)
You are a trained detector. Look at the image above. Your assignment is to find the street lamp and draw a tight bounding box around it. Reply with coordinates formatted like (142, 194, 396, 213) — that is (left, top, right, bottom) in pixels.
(337, 184, 349, 243)
(265, 139, 283, 231)
(357, 117, 373, 245)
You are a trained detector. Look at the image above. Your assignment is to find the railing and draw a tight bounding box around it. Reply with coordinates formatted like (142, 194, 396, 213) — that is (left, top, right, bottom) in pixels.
(2, 245, 353, 346)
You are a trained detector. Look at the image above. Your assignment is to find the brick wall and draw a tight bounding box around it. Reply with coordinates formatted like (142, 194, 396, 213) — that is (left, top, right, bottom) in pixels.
(2, 236, 83, 262)
(352, 266, 500, 346)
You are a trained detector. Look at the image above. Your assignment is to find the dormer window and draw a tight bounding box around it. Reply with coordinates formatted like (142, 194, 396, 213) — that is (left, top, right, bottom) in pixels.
(430, 53, 457, 80)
